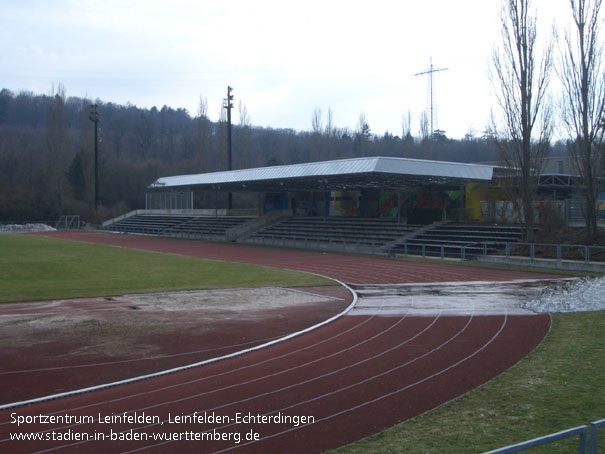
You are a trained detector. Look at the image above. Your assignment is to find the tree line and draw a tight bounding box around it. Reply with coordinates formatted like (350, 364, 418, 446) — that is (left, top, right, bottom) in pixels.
(0, 87, 510, 223)
(1, 0, 602, 241)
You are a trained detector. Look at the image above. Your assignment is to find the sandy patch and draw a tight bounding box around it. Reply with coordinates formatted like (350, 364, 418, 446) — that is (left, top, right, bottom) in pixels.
(126, 287, 340, 312)
(0, 286, 346, 349)
(0, 285, 352, 403)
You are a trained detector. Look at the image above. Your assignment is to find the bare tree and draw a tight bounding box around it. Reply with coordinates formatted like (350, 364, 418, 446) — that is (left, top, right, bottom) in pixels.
(419, 111, 429, 141)
(354, 112, 371, 156)
(76, 96, 94, 203)
(311, 107, 322, 134)
(45, 84, 68, 212)
(197, 95, 208, 119)
(237, 100, 252, 168)
(490, 0, 553, 240)
(402, 110, 413, 140)
(196, 95, 211, 171)
(325, 107, 336, 138)
(238, 100, 251, 128)
(558, 0, 605, 239)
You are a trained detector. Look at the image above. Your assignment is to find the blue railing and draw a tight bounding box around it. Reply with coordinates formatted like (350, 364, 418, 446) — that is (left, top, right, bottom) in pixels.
(591, 419, 605, 454)
(484, 419, 604, 454)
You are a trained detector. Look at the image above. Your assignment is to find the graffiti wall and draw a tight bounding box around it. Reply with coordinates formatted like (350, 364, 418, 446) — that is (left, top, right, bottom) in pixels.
(379, 190, 462, 219)
(329, 191, 360, 216)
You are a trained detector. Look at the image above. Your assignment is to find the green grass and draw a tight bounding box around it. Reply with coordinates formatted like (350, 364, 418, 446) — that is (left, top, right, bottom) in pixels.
(0, 235, 332, 303)
(331, 311, 605, 454)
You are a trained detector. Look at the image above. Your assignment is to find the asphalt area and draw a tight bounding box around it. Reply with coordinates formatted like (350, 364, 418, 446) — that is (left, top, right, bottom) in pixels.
(0, 231, 567, 453)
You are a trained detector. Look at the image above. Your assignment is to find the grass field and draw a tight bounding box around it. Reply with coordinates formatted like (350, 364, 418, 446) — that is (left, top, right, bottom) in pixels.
(0, 235, 332, 303)
(332, 311, 605, 454)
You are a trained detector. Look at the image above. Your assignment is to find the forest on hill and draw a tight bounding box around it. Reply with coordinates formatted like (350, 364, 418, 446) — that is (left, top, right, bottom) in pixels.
(0, 88, 566, 223)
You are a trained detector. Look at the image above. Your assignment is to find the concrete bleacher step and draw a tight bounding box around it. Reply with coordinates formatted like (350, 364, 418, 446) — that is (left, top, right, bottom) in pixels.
(244, 216, 424, 252)
(167, 216, 251, 235)
(413, 234, 519, 243)
(389, 223, 523, 258)
(105, 213, 525, 260)
(105, 215, 252, 238)
(258, 225, 416, 238)
(106, 215, 192, 234)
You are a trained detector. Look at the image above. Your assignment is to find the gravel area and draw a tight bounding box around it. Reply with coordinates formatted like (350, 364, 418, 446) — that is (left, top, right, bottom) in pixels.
(522, 277, 605, 313)
(0, 223, 56, 234)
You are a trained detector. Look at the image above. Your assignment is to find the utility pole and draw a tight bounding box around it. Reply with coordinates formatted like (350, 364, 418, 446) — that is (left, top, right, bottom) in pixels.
(223, 86, 234, 211)
(89, 104, 100, 210)
(415, 57, 448, 137)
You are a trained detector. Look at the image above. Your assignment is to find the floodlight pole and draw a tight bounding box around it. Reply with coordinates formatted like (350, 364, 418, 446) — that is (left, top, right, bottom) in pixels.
(223, 86, 234, 211)
(89, 104, 100, 210)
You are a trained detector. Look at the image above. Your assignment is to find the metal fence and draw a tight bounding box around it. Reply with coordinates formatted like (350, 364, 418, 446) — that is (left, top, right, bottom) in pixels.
(483, 419, 604, 454)
(591, 419, 605, 454)
(397, 241, 605, 263)
(243, 235, 605, 266)
(145, 192, 193, 210)
(507, 242, 605, 263)
(244, 235, 386, 255)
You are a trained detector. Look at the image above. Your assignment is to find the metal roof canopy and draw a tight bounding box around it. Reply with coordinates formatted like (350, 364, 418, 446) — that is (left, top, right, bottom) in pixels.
(149, 156, 496, 192)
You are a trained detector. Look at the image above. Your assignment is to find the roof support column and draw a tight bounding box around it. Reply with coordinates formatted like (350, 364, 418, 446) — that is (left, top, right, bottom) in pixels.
(398, 190, 401, 224)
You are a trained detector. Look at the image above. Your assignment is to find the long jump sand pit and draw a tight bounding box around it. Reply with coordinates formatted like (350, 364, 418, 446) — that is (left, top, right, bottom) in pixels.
(0, 285, 351, 405)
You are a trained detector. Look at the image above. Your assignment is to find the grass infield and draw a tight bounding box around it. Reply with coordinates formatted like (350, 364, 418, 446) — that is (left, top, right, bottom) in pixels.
(331, 311, 604, 454)
(0, 235, 332, 303)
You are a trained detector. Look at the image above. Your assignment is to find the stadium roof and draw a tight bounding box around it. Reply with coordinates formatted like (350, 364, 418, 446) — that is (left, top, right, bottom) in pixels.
(148, 156, 496, 192)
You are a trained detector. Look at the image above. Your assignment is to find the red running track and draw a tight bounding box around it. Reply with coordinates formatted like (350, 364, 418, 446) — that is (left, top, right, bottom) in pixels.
(0, 232, 554, 453)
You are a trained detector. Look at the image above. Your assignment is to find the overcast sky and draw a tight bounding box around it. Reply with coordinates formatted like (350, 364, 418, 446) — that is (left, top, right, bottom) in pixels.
(1, 0, 573, 139)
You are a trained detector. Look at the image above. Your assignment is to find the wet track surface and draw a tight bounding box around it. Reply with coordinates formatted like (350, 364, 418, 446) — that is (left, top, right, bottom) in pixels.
(0, 232, 561, 453)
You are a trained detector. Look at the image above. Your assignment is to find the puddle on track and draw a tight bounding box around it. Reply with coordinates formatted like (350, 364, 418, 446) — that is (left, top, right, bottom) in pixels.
(349, 278, 577, 316)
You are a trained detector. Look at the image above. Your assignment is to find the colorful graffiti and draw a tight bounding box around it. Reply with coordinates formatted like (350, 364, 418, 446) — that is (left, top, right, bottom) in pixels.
(330, 191, 359, 216)
(379, 190, 461, 218)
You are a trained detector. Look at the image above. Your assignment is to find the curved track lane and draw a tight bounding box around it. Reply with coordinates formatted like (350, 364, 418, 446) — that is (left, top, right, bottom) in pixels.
(1, 232, 554, 453)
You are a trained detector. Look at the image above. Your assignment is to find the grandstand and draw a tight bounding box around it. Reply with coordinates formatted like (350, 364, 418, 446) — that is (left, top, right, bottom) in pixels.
(103, 214, 252, 240)
(241, 216, 422, 252)
(104, 214, 193, 235)
(102, 156, 527, 257)
(390, 223, 525, 258)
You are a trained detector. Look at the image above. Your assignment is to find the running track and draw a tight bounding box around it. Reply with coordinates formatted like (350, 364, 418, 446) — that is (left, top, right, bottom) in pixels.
(0, 231, 557, 453)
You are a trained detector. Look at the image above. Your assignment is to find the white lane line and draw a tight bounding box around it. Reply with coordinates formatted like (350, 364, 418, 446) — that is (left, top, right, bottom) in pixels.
(0, 314, 374, 435)
(216, 312, 509, 453)
(22, 301, 406, 452)
(0, 335, 286, 375)
(0, 276, 356, 411)
(122, 307, 457, 453)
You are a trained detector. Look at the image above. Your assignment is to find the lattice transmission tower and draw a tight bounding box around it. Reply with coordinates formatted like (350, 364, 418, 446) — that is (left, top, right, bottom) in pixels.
(414, 57, 448, 137)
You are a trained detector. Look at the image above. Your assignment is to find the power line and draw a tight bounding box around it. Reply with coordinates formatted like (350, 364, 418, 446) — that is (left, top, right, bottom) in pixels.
(414, 57, 448, 137)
